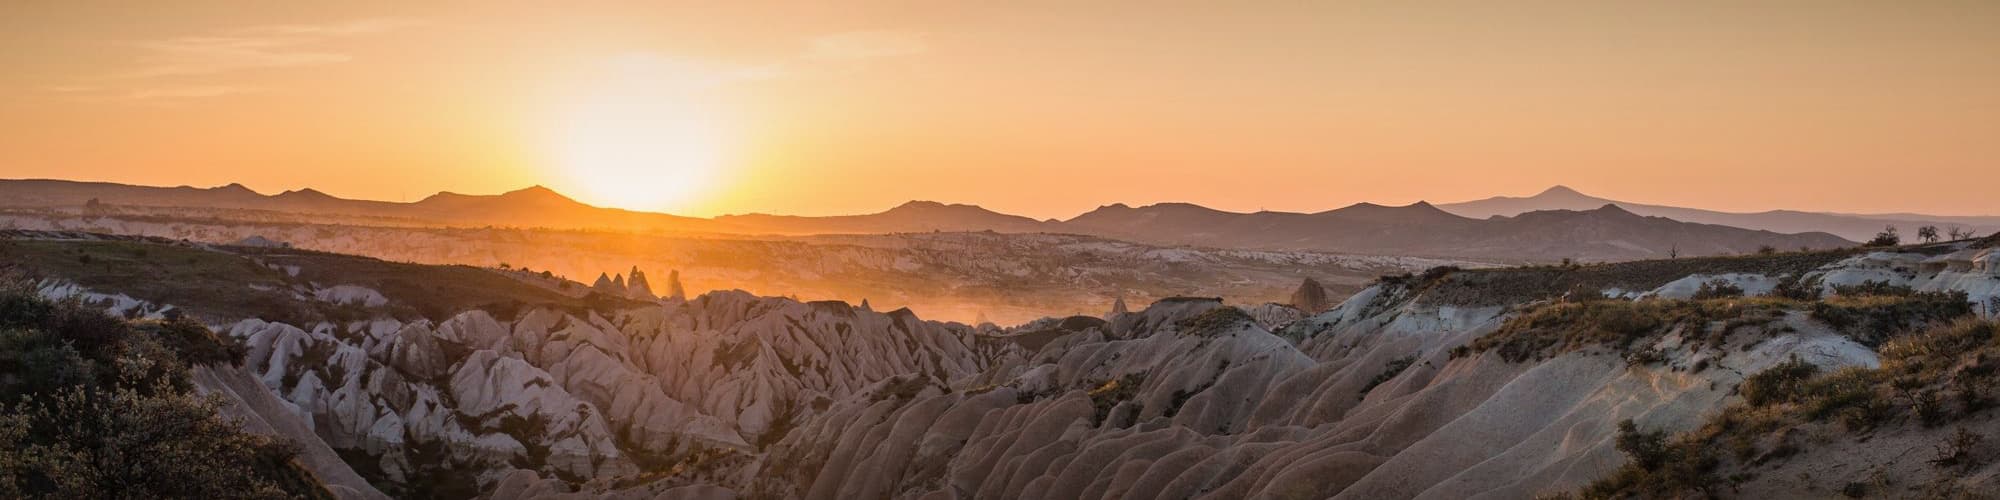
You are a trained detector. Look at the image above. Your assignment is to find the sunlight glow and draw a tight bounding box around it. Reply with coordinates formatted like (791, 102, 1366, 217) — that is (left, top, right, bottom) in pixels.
(549, 55, 731, 211)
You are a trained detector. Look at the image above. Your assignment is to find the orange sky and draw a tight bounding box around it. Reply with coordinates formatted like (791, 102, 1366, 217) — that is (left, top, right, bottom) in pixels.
(2, 1, 1996, 219)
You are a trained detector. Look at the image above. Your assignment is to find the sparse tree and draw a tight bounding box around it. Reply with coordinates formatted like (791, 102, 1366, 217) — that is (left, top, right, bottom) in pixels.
(1865, 226, 1900, 247)
(1918, 225, 1940, 243)
(1947, 226, 1972, 241)
(1668, 245, 1679, 259)
(1756, 245, 1777, 255)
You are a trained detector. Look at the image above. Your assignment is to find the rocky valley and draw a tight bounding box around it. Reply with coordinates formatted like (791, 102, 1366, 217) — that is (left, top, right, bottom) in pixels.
(5, 229, 1998, 499)
(0, 208, 1473, 325)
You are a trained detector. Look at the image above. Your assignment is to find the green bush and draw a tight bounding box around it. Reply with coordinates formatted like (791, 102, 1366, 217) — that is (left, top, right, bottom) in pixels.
(0, 281, 325, 498)
(138, 314, 247, 368)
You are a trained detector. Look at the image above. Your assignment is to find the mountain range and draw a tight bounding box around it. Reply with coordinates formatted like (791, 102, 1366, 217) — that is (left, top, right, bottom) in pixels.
(9, 178, 1968, 262)
(1439, 185, 2000, 241)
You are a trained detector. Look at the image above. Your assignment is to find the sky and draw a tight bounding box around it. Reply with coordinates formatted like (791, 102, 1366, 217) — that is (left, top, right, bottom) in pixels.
(2, 1, 1997, 219)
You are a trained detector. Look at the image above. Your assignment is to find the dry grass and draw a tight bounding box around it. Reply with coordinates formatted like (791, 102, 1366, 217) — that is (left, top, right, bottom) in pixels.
(1571, 318, 2000, 499)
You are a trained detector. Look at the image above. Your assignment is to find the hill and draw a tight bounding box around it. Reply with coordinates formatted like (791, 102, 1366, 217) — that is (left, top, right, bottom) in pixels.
(2, 178, 1862, 262)
(1442, 185, 2000, 241)
(0, 179, 718, 233)
(714, 200, 1048, 234)
(1058, 201, 1851, 261)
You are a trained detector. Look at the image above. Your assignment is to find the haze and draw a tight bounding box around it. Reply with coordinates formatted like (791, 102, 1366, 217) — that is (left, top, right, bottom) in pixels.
(3, 1, 1997, 218)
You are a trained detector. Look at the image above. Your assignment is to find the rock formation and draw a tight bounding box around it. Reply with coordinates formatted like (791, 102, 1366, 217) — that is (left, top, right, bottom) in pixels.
(665, 269, 686, 300)
(591, 272, 616, 294)
(1290, 277, 1330, 312)
(625, 266, 654, 299)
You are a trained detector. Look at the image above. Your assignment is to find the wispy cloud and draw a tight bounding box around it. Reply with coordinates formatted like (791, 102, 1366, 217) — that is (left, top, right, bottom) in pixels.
(230, 18, 422, 37)
(125, 85, 259, 100)
(805, 31, 930, 61)
(123, 36, 353, 78)
(603, 52, 785, 91)
(49, 18, 416, 102)
(119, 18, 417, 79)
(600, 30, 929, 93)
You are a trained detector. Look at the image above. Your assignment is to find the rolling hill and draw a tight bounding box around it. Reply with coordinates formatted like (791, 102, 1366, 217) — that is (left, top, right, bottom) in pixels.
(3, 178, 1862, 262)
(1440, 185, 2000, 241)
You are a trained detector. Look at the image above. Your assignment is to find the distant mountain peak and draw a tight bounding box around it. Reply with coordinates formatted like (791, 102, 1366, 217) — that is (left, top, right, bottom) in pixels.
(1332, 200, 1450, 215)
(1590, 203, 1641, 217)
(214, 182, 258, 195)
(1534, 185, 1592, 199)
(892, 200, 950, 210)
(276, 188, 333, 199)
(501, 185, 572, 200)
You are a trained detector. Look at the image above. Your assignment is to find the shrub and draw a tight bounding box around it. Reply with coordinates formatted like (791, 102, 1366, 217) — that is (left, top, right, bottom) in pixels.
(1579, 420, 1719, 499)
(1359, 355, 1416, 399)
(1770, 274, 1823, 301)
(1865, 226, 1901, 247)
(1929, 427, 1985, 470)
(1614, 419, 1670, 470)
(1088, 372, 1147, 427)
(1809, 291, 1972, 347)
(1830, 280, 1915, 297)
(1572, 318, 2000, 498)
(1690, 279, 1744, 300)
(1464, 298, 1769, 363)
(137, 315, 247, 368)
(1741, 355, 1819, 407)
(1176, 307, 1252, 337)
(0, 283, 324, 498)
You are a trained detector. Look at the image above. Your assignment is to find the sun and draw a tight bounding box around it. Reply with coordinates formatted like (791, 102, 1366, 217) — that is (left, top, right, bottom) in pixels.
(548, 56, 731, 212)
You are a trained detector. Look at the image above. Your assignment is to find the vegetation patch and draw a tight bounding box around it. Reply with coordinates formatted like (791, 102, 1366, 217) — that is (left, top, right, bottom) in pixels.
(1088, 372, 1147, 427)
(1412, 248, 1862, 307)
(1689, 279, 1744, 300)
(0, 235, 649, 326)
(1175, 307, 1253, 337)
(1564, 318, 2000, 499)
(0, 279, 327, 498)
(1359, 355, 1416, 400)
(1454, 298, 1787, 363)
(1808, 288, 1971, 347)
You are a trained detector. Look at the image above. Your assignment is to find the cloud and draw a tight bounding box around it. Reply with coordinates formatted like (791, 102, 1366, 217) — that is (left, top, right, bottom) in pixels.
(117, 18, 416, 79)
(603, 52, 785, 90)
(230, 18, 423, 37)
(41, 18, 417, 102)
(125, 85, 259, 100)
(123, 36, 353, 78)
(805, 31, 929, 61)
